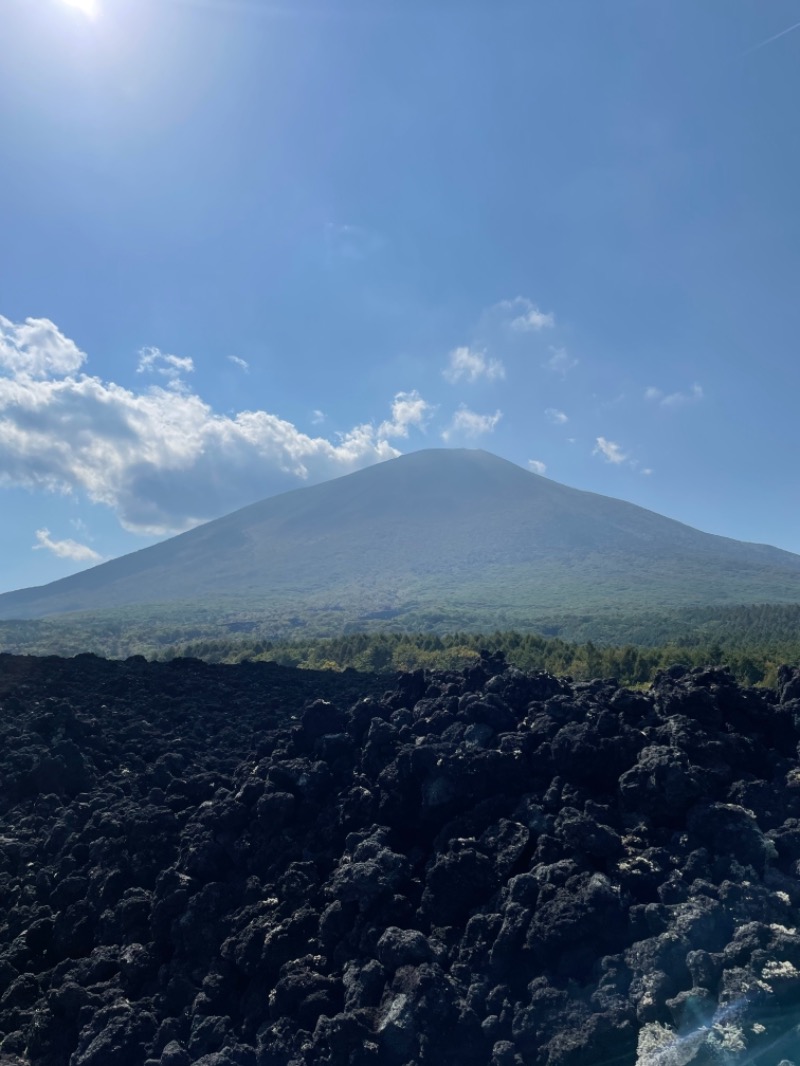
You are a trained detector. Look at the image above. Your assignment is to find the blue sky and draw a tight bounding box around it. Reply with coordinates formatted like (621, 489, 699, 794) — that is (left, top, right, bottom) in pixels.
(1, 0, 800, 594)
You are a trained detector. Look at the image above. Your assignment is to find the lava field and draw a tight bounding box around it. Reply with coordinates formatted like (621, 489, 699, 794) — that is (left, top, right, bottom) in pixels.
(2, 651, 800, 1066)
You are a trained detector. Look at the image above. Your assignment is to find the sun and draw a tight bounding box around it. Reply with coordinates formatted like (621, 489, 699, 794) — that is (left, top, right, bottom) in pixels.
(60, 0, 100, 18)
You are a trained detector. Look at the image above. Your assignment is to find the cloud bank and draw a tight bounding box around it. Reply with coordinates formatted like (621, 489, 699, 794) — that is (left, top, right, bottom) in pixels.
(0, 315, 422, 536)
(0, 315, 86, 378)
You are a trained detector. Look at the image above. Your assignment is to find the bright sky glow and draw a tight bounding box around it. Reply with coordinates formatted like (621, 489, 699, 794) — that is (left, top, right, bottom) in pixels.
(60, 0, 99, 18)
(1, 2, 800, 592)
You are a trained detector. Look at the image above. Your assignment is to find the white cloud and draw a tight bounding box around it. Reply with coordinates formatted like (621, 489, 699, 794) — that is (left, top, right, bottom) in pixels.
(137, 347, 195, 381)
(528, 459, 547, 475)
(441, 405, 502, 442)
(443, 346, 505, 384)
(497, 297, 555, 332)
(645, 383, 703, 407)
(311, 409, 326, 425)
(544, 347, 578, 375)
(545, 408, 568, 424)
(593, 437, 628, 464)
(642, 467, 653, 476)
(0, 316, 86, 378)
(0, 313, 419, 536)
(33, 528, 103, 563)
(378, 390, 433, 438)
(228, 355, 249, 372)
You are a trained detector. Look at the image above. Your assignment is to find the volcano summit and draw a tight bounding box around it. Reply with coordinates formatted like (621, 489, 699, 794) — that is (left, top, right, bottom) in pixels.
(1, 450, 798, 631)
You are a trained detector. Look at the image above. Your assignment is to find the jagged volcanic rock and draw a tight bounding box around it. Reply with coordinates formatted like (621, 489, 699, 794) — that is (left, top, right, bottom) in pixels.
(2, 652, 800, 1065)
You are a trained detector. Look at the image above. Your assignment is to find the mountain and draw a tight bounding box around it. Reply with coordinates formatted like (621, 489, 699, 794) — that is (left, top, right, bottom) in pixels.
(1, 449, 799, 629)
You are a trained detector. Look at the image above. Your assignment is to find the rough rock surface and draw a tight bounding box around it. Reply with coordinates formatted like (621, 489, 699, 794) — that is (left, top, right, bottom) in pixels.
(2, 651, 800, 1065)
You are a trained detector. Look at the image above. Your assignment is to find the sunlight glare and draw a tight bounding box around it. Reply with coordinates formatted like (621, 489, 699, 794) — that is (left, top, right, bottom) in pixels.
(60, 0, 100, 19)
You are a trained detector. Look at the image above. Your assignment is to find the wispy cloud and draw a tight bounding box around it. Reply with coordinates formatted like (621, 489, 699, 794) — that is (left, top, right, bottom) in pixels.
(497, 297, 555, 332)
(70, 517, 90, 537)
(137, 347, 195, 381)
(641, 467, 653, 476)
(545, 408, 568, 425)
(33, 528, 103, 563)
(741, 18, 800, 58)
(645, 383, 703, 407)
(228, 355, 249, 372)
(443, 346, 505, 384)
(528, 459, 546, 475)
(311, 409, 326, 425)
(661, 383, 703, 407)
(378, 390, 433, 438)
(593, 437, 628, 465)
(441, 405, 502, 442)
(543, 346, 578, 375)
(0, 313, 418, 536)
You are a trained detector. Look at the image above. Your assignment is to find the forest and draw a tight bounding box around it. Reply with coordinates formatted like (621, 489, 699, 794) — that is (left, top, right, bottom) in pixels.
(2, 602, 799, 687)
(152, 627, 797, 687)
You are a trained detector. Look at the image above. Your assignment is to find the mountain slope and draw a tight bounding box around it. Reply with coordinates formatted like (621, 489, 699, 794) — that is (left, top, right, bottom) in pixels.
(1, 448, 799, 623)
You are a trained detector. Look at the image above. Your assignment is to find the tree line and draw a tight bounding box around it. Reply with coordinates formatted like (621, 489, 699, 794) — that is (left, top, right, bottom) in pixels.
(3, 603, 800, 687)
(156, 628, 800, 688)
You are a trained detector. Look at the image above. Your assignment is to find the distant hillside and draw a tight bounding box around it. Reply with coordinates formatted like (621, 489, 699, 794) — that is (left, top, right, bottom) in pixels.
(1, 449, 799, 632)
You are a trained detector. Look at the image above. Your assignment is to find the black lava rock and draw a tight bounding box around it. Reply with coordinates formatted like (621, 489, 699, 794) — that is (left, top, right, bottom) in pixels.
(2, 653, 800, 1064)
